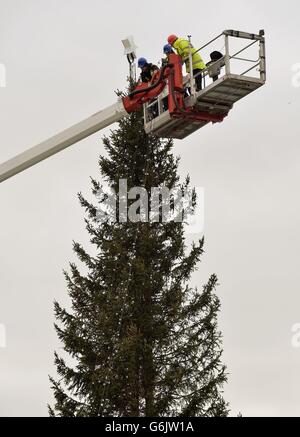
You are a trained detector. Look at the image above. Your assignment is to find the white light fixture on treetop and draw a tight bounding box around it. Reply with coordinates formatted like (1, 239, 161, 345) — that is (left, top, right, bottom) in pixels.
(122, 35, 138, 81)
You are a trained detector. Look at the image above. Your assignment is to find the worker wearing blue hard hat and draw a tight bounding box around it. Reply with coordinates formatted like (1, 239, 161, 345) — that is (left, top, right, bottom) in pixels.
(163, 44, 174, 55)
(138, 57, 147, 68)
(138, 57, 159, 83)
(161, 44, 175, 70)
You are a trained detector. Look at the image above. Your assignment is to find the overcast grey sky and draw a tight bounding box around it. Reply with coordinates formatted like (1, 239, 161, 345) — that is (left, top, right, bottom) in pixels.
(1, 0, 300, 417)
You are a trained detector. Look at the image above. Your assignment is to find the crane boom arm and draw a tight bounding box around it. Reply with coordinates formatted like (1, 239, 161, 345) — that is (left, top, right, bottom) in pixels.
(0, 100, 128, 183)
(0, 58, 178, 184)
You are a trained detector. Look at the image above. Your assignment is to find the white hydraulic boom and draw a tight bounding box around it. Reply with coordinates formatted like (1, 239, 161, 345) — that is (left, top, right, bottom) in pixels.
(0, 100, 128, 183)
(0, 35, 137, 184)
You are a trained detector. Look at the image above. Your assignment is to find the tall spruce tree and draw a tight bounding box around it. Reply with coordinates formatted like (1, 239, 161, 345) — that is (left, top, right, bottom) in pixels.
(49, 101, 229, 417)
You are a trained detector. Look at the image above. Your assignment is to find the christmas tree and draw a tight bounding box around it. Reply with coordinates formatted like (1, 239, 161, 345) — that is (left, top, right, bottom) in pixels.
(49, 103, 228, 417)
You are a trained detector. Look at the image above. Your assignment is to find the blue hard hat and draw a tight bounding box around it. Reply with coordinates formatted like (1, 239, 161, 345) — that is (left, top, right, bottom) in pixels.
(138, 57, 148, 68)
(163, 44, 173, 54)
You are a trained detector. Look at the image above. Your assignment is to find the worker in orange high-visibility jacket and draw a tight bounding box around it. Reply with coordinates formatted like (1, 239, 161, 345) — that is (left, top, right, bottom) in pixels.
(167, 35, 206, 91)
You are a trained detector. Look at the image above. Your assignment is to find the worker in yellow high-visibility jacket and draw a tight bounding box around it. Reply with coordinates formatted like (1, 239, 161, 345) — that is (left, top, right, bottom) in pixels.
(167, 35, 206, 90)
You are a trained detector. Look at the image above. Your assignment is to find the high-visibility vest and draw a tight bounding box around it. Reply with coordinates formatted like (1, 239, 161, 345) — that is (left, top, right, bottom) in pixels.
(173, 38, 206, 73)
